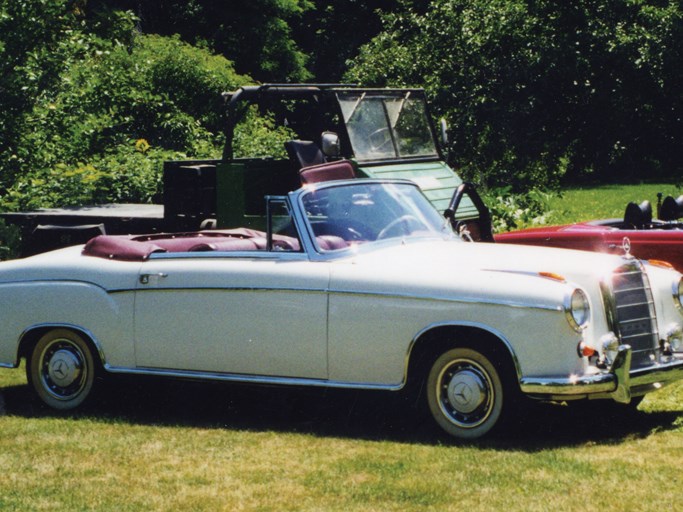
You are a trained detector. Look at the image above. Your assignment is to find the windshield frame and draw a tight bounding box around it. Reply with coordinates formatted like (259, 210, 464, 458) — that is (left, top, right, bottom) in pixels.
(291, 179, 456, 257)
(336, 89, 442, 164)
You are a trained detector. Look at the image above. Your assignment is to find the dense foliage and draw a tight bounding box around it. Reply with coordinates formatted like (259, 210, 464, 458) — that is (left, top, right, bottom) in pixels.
(0, 1, 248, 211)
(0, 1, 397, 211)
(83, 0, 315, 83)
(81, 1, 400, 83)
(483, 187, 552, 232)
(347, 0, 683, 191)
(294, 0, 400, 81)
(1, 0, 680, 220)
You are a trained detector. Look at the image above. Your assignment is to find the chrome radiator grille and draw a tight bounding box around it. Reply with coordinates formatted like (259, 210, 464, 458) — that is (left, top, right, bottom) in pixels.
(607, 262, 659, 368)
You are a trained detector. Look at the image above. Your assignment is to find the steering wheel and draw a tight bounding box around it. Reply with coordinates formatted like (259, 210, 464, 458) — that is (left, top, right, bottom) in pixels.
(377, 215, 426, 240)
(369, 127, 392, 152)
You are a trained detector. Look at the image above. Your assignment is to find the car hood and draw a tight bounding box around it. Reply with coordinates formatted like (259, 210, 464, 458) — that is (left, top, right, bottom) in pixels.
(345, 238, 627, 281)
(329, 238, 640, 309)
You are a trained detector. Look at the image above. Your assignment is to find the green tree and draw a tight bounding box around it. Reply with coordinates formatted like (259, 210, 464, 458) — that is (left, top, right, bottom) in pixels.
(0, 0, 88, 186)
(293, 0, 401, 81)
(347, 0, 683, 190)
(85, 0, 313, 82)
(0, 2, 252, 210)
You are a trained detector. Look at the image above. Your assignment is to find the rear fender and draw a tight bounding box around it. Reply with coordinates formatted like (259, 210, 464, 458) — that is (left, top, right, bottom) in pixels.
(0, 281, 134, 368)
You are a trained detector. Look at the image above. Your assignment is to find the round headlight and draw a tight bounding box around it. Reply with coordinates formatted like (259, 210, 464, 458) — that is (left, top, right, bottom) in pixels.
(566, 288, 590, 332)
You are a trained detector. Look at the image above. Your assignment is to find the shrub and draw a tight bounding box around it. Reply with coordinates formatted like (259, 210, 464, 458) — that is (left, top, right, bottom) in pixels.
(347, 0, 683, 189)
(0, 23, 255, 211)
(233, 107, 296, 159)
(482, 187, 554, 233)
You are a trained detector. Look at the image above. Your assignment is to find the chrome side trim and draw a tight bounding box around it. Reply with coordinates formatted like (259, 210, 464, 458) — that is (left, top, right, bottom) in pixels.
(149, 251, 309, 261)
(132, 286, 329, 294)
(113, 286, 561, 313)
(103, 365, 402, 392)
(0, 278, 109, 291)
(328, 289, 563, 312)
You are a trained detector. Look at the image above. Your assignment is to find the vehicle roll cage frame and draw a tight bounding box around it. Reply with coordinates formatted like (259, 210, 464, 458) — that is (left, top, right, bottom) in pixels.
(220, 83, 445, 164)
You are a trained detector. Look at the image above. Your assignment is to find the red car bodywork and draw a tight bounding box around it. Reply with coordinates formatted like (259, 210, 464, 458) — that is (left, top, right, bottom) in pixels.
(496, 219, 683, 272)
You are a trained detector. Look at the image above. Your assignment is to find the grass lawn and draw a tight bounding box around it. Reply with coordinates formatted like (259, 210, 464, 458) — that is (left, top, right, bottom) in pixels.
(546, 182, 683, 225)
(1, 182, 682, 511)
(1, 367, 682, 512)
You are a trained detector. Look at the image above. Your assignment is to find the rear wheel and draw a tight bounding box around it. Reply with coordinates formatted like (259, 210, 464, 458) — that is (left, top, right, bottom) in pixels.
(426, 347, 506, 440)
(26, 329, 97, 410)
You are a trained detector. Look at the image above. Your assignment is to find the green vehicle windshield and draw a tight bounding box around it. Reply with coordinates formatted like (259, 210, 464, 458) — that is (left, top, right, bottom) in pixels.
(337, 91, 439, 162)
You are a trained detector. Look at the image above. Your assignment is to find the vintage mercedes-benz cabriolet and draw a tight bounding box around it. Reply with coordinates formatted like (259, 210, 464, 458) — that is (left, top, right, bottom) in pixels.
(1, 179, 683, 440)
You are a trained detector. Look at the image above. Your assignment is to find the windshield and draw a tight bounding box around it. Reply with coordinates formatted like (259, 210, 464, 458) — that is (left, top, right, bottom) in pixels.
(300, 182, 454, 250)
(337, 92, 439, 162)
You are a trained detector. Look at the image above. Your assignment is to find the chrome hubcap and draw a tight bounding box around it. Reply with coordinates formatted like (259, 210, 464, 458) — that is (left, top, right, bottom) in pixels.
(437, 359, 494, 429)
(446, 369, 486, 414)
(40, 340, 86, 400)
(47, 349, 82, 388)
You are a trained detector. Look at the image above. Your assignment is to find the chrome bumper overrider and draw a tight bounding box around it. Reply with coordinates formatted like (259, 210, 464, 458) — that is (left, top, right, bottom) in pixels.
(519, 345, 683, 403)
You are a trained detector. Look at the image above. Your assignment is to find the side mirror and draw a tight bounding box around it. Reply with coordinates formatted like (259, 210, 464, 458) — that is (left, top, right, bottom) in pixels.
(321, 131, 341, 158)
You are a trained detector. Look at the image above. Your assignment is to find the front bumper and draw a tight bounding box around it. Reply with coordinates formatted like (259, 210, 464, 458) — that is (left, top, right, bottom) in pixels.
(519, 345, 683, 403)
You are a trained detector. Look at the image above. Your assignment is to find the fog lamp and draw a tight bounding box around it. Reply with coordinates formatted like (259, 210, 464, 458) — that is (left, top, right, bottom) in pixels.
(601, 332, 620, 364)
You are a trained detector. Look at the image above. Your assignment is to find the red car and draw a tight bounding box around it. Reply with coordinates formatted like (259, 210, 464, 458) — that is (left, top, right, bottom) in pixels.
(447, 184, 683, 272)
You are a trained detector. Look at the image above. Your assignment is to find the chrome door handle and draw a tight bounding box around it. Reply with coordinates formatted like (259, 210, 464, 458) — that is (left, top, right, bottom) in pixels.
(139, 273, 168, 285)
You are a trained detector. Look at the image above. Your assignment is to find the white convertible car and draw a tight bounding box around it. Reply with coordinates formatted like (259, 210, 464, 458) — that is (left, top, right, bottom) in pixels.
(1, 179, 683, 439)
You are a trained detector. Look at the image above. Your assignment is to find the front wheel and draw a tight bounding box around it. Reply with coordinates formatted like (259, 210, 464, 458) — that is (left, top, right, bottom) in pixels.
(27, 329, 97, 410)
(426, 347, 506, 440)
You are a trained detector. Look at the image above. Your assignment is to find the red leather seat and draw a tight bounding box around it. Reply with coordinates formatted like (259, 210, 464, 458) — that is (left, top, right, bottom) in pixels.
(299, 160, 356, 185)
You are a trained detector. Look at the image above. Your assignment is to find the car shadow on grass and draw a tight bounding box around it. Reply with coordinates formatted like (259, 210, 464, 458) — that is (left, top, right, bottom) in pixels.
(0, 376, 680, 449)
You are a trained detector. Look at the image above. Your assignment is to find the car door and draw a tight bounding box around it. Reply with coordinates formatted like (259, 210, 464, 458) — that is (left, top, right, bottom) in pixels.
(133, 252, 329, 379)
(444, 182, 494, 242)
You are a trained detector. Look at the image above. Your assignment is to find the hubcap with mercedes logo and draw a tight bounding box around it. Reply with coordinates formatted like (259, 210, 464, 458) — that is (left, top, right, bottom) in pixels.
(437, 359, 494, 428)
(47, 349, 82, 388)
(446, 369, 486, 414)
(38, 338, 87, 400)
